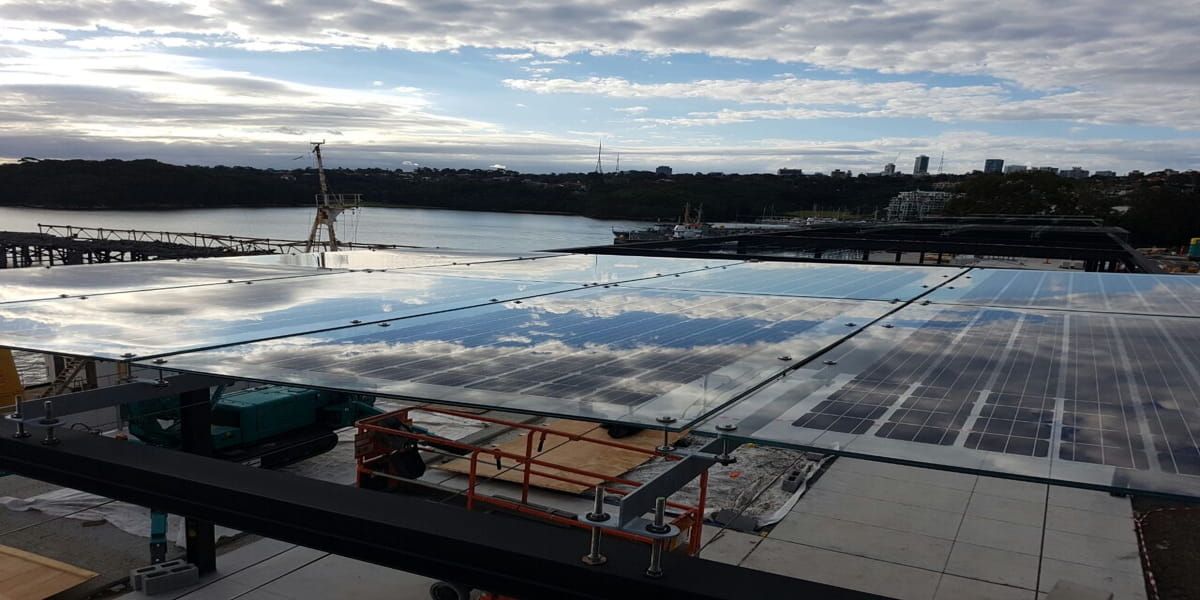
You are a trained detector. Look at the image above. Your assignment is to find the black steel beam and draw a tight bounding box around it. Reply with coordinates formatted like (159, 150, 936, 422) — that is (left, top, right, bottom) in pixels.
(178, 387, 217, 574)
(12, 373, 229, 420)
(0, 420, 884, 600)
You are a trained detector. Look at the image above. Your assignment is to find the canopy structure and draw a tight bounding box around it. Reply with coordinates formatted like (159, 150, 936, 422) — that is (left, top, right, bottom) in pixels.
(2, 249, 1199, 499)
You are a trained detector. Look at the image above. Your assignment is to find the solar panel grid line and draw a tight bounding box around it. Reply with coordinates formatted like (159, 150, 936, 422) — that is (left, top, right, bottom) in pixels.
(1144, 317, 1200, 474)
(1099, 316, 1161, 470)
(1101, 314, 1153, 471)
(917, 311, 1019, 449)
(800, 310, 979, 438)
(422, 292, 857, 413)
(1106, 315, 1171, 472)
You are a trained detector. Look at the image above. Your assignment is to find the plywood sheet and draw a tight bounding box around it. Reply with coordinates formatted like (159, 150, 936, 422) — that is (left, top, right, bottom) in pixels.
(437, 419, 683, 493)
(0, 544, 97, 600)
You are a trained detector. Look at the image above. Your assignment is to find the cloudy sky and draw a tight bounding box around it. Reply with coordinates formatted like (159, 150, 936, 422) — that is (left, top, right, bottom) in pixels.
(1, 0, 1197, 174)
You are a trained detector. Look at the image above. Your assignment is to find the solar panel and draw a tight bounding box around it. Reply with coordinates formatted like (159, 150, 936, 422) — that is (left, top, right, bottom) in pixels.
(415, 253, 743, 285)
(149, 287, 894, 428)
(220, 248, 557, 270)
(929, 269, 1200, 317)
(0, 259, 338, 304)
(625, 262, 965, 301)
(700, 303, 1200, 498)
(0, 271, 576, 359)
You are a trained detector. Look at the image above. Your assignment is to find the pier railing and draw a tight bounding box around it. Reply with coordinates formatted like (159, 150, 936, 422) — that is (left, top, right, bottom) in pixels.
(38, 224, 412, 255)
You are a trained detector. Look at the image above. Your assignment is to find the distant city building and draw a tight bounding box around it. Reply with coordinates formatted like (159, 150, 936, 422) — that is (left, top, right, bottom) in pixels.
(885, 190, 958, 221)
(1004, 165, 1028, 174)
(830, 169, 851, 179)
(984, 159, 1005, 174)
(1035, 166, 1059, 174)
(913, 155, 930, 176)
(1094, 170, 1117, 178)
(777, 168, 804, 177)
(655, 165, 673, 177)
(1059, 166, 1089, 179)
(883, 163, 896, 176)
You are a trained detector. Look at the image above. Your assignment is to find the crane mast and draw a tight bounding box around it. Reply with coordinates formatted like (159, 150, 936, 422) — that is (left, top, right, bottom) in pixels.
(304, 142, 360, 252)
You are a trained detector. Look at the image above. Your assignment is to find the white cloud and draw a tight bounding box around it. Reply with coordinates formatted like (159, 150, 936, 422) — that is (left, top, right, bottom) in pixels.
(491, 52, 534, 62)
(613, 105, 649, 114)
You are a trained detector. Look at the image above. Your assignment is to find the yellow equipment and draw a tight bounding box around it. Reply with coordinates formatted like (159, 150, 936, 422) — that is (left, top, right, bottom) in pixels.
(0, 348, 24, 409)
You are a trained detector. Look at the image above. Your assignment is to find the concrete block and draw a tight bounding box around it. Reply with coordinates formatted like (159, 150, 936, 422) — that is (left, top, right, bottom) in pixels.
(1046, 580, 1114, 600)
(130, 559, 187, 591)
(781, 469, 804, 493)
(143, 562, 199, 595)
(954, 515, 1043, 555)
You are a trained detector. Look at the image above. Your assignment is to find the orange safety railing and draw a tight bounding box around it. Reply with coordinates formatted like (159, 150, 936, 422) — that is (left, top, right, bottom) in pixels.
(355, 407, 708, 555)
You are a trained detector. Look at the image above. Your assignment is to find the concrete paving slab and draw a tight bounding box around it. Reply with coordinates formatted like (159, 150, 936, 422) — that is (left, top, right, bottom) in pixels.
(965, 493, 1046, 527)
(944, 542, 1040, 589)
(1038, 558, 1147, 600)
(770, 512, 954, 572)
(1047, 488, 1131, 517)
(935, 574, 1042, 600)
(792, 488, 963, 540)
(1040, 530, 1142, 574)
(973, 477, 1049, 504)
(833, 458, 978, 492)
(954, 515, 1043, 556)
(1045, 505, 1137, 545)
(227, 554, 435, 600)
(168, 547, 327, 600)
(742, 538, 942, 600)
(698, 530, 762, 566)
(815, 467, 972, 514)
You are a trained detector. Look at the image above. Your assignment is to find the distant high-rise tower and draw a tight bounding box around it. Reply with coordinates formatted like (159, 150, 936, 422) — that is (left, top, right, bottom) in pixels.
(984, 159, 1004, 174)
(913, 155, 930, 176)
(883, 163, 896, 176)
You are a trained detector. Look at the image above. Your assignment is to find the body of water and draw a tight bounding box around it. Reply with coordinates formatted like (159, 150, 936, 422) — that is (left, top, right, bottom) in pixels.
(0, 206, 644, 253)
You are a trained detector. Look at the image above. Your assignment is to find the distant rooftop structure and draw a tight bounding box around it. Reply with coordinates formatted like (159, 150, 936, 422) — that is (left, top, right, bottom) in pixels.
(885, 190, 957, 221)
(777, 168, 804, 177)
(1004, 164, 1028, 174)
(883, 163, 896, 176)
(983, 158, 1005, 174)
(655, 165, 673, 177)
(1060, 166, 1090, 179)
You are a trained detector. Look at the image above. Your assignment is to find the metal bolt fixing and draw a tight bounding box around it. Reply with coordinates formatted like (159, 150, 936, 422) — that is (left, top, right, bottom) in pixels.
(40, 400, 60, 446)
(645, 497, 668, 578)
(10, 400, 29, 439)
(581, 485, 609, 566)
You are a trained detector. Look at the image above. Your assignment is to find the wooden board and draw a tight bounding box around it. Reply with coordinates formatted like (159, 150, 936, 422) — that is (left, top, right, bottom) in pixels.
(437, 419, 684, 493)
(0, 545, 97, 600)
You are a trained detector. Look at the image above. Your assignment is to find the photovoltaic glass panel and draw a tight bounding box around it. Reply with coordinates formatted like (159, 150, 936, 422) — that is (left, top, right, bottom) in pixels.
(626, 262, 965, 301)
(700, 304, 1200, 498)
(928, 269, 1200, 316)
(0, 259, 339, 304)
(150, 287, 894, 428)
(0, 271, 576, 359)
(219, 248, 557, 270)
(414, 254, 743, 284)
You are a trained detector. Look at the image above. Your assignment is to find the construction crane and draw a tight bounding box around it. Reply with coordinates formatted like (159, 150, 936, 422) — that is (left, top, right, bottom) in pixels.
(304, 142, 361, 252)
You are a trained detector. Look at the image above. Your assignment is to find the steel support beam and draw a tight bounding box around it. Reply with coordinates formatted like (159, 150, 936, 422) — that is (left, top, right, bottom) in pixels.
(178, 387, 216, 574)
(0, 420, 882, 600)
(9, 373, 229, 421)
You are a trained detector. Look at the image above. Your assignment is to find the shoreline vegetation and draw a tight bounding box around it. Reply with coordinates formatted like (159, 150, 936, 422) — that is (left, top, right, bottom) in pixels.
(1, 158, 1196, 246)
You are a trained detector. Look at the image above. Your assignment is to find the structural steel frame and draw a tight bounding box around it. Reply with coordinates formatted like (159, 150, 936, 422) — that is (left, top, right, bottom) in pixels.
(0, 405, 880, 599)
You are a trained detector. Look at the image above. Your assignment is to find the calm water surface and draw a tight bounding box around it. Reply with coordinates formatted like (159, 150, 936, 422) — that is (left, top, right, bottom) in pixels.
(0, 206, 642, 253)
